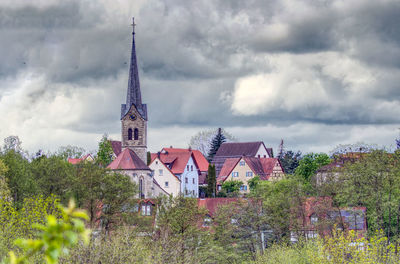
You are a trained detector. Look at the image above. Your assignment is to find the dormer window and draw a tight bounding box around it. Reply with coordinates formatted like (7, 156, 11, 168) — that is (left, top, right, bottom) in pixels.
(310, 213, 318, 225)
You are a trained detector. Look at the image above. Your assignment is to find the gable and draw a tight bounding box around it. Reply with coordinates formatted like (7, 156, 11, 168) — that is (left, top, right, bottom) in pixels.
(122, 103, 146, 122)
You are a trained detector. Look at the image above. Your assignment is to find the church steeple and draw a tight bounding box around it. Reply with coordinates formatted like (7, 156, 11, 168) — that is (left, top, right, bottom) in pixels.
(121, 17, 147, 120)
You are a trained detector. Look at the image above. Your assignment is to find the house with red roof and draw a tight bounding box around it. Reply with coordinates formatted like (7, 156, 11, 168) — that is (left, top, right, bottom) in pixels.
(67, 154, 94, 165)
(291, 197, 367, 242)
(211, 141, 273, 177)
(149, 147, 208, 197)
(107, 148, 168, 198)
(217, 157, 284, 194)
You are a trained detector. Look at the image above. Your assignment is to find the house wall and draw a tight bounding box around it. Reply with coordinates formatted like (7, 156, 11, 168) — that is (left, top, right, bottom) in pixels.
(120, 169, 153, 198)
(224, 158, 253, 194)
(270, 161, 284, 180)
(255, 145, 270, 158)
(180, 156, 199, 197)
(149, 158, 181, 197)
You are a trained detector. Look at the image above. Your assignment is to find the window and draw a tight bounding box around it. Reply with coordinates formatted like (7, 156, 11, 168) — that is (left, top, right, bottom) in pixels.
(258, 155, 260, 158)
(128, 128, 133, 140)
(185, 189, 188, 195)
(239, 160, 245, 166)
(240, 185, 247, 191)
(263, 155, 266, 158)
(310, 213, 318, 225)
(134, 128, 139, 140)
(187, 165, 189, 170)
(155, 161, 158, 165)
(165, 181, 169, 187)
(193, 178, 195, 184)
(141, 203, 151, 216)
(192, 190, 195, 195)
(217, 185, 221, 191)
(185, 177, 188, 184)
(139, 179, 144, 198)
(203, 215, 212, 227)
(191, 165, 193, 171)
(231, 172, 239, 177)
(246, 171, 253, 177)
(159, 169, 163, 176)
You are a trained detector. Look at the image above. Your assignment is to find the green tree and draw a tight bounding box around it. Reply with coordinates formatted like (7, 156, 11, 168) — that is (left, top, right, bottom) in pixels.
(155, 196, 207, 264)
(30, 155, 74, 204)
(294, 153, 331, 189)
(0, 160, 11, 200)
(55, 145, 85, 161)
(206, 164, 216, 197)
(7, 200, 90, 264)
(98, 172, 137, 233)
(97, 134, 114, 168)
(207, 128, 227, 162)
(278, 150, 302, 174)
(146, 151, 151, 165)
(0, 150, 37, 206)
(221, 180, 243, 197)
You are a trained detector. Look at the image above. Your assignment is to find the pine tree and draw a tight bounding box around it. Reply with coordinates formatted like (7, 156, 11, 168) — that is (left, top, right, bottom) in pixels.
(207, 128, 226, 162)
(206, 164, 216, 197)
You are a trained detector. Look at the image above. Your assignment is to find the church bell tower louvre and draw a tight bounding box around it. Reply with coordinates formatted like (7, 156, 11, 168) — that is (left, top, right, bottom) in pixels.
(121, 17, 148, 163)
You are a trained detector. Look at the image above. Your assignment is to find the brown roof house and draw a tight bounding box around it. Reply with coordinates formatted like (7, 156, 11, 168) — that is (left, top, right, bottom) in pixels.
(217, 157, 284, 194)
(211, 142, 273, 177)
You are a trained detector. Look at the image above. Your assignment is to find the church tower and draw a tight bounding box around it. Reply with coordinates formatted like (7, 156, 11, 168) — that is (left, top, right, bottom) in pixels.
(121, 17, 148, 163)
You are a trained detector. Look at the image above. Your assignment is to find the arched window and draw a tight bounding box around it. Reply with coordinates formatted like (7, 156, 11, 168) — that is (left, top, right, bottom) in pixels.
(128, 128, 133, 140)
(139, 178, 144, 198)
(134, 128, 139, 140)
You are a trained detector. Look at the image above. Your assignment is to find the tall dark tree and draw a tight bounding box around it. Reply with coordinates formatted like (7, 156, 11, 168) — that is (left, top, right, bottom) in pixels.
(207, 128, 226, 162)
(206, 164, 216, 197)
(278, 150, 302, 174)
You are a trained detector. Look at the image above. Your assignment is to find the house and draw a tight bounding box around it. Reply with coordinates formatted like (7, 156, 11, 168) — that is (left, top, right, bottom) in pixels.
(211, 142, 273, 177)
(217, 157, 284, 194)
(160, 147, 209, 197)
(291, 197, 367, 242)
(67, 154, 94, 165)
(150, 148, 204, 197)
(107, 148, 168, 198)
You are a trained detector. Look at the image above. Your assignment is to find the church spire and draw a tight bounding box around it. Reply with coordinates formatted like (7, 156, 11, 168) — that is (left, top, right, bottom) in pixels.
(122, 17, 147, 120)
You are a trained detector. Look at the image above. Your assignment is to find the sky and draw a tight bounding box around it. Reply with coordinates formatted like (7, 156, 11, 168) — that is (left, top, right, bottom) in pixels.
(1, 0, 400, 155)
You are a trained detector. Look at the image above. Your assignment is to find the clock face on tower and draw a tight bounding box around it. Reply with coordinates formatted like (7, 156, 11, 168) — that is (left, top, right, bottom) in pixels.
(129, 113, 137, 121)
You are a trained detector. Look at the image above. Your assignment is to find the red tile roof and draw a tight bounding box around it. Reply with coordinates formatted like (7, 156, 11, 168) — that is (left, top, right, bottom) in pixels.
(197, 198, 240, 217)
(162, 148, 209, 172)
(107, 148, 150, 170)
(217, 157, 282, 183)
(151, 148, 205, 175)
(67, 154, 93, 165)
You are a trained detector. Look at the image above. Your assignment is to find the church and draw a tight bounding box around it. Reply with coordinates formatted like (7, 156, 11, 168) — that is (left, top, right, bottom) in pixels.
(107, 18, 168, 199)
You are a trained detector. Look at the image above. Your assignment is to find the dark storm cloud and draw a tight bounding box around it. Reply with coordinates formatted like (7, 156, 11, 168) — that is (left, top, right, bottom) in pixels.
(1, 0, 400, 153)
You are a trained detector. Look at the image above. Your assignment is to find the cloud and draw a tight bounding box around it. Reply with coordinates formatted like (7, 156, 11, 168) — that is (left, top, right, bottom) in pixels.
(0, 0, 400, 155)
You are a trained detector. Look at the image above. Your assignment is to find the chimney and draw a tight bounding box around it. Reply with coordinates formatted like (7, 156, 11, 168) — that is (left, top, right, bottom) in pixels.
(157, 151, 161, 159)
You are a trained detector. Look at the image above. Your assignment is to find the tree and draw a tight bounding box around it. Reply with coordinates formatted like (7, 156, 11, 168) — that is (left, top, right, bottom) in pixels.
(97, 134, 114, 167)
(207, 128, 226, 162)
(278, 150, 302, 175)
(206, 164, 216, 197)
(189, 128, 236, 157)
(147, 151, 151, 165)
(221, 180, 243, 197)
(3, 136, 22, 154)
(295, 153, 331, 186)
(30, 155, 74, 204)
(0, 160, 11, 200)
(98, 172, 137, 233)
(56, 145, 85, 160)
(0, 150, 38, 206)
(155, 196, 207, 264)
